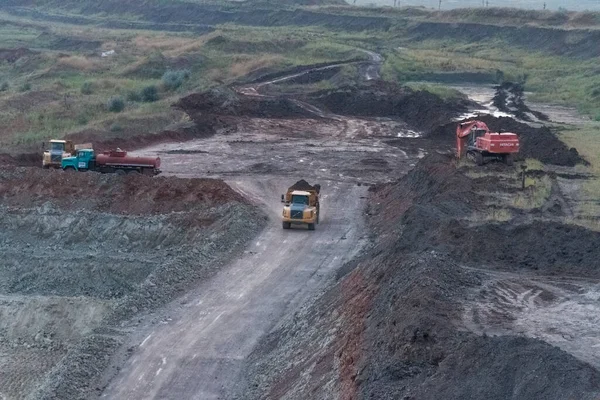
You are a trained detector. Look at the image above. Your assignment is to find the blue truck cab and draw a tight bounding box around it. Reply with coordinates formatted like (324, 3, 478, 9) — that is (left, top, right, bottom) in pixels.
(61, 149, 95, 171)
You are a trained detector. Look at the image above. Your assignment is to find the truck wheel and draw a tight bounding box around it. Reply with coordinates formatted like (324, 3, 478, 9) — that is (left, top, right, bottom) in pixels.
(63, 167, 75, 173)
(308, 223, 315, 231)
(504, 154, 514, 166)
(116, 169, 126, 176)
(127, 169, 140, 175)
(282, 222, 291, 229)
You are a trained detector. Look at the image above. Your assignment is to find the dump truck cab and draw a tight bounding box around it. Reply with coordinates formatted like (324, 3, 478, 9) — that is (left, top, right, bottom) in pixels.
(43, 140, 74, 168)
(282, 185, 320, 231)
(61, 149, 95, 171)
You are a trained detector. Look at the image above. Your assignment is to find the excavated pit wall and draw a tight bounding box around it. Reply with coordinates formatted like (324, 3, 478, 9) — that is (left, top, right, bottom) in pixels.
(0, 168, 265, 400)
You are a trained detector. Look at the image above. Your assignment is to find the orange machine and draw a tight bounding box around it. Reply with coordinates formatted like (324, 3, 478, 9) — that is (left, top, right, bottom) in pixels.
(456, 120, 519, 165)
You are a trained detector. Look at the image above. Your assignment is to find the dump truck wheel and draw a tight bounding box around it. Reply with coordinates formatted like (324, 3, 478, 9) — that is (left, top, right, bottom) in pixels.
(116, 169, 126, 176)
(308, 223, 315, 231)
(63, 167, 75, 173)
(127, 169, 140, 175)
(282, 222, 291, 229)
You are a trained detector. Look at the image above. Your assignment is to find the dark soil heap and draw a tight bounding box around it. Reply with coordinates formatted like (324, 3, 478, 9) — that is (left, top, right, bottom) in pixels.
(307, 81, 473, 132)
(177, 81, 473, 135)
(239, 154, 600, 400)
(288, 179, 320, 192)
(176, 87, 311, 120)
(428, 115, 585, 166)
(0, 167, 248, 214)
(493, 81, 549, 122)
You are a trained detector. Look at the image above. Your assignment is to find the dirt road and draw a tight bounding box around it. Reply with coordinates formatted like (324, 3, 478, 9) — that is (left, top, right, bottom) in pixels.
(101, 70, 425, 398)
(101, 177, 367, 399)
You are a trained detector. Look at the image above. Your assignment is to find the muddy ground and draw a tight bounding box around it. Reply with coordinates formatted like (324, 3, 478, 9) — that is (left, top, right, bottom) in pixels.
(1, 30, 598, 400)
(239, 154, 600, 400)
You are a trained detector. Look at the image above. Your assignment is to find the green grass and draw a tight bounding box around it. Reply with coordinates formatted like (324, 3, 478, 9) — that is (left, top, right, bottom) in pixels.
(405, 82, 466, 100)
(512, 175, 552, 209)
(379, 38, 600, 118)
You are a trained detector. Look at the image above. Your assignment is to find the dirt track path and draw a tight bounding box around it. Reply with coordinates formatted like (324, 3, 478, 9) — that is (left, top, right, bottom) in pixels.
(100, 115, 423, 398)
(101, 177, 367, 399)
(98, 50, 430, 398)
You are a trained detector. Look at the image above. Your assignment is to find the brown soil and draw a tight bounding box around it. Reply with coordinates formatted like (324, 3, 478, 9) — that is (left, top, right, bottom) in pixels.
(67, 122, 217, 154)
(0, 167, 248, 215)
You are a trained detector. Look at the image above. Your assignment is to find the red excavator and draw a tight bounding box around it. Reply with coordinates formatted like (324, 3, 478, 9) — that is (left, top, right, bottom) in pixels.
(456, 120, 519, 166)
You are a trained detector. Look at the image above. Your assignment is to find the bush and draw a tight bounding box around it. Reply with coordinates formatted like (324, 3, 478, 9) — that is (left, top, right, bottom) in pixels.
(126, 90, 141, 102)
(110, 122, 123, 132)
(19, 82, 31, 92)
(141, 85, 159, 102)
(81, 81, 94, 95)
(595, 114, 600, 122)
(107, 96, 125, 112)
(162, 69, 190, 91)
(0, 82, 8, 92)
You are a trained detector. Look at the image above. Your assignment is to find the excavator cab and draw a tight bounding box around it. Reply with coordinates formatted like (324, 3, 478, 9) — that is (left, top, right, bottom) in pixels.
(468, 128, 487, 147)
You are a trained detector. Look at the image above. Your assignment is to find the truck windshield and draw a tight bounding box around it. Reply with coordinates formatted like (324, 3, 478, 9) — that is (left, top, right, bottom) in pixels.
(291, 195, 309, 205)
(50, 142, 64, 151)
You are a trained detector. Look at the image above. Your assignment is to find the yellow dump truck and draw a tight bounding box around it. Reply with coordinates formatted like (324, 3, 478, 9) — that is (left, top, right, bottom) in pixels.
(281, 180, 320, 230)
(42, 140, 92, 168)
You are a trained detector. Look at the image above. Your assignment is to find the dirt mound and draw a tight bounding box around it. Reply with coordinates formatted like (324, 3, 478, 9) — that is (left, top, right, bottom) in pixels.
(0, 152, 40, 167)
(67, 123, 216, 153)
(288, 179, 320, 192)
(0, 47, 36, 63)
(176, 87, 312, 122)
(493, 81, 549, 122)
(373, 155, 599, 277)
(239, 154, 600, 400)
(428, 115, 585, 166)
(445, 221, 600, 278)
(307, 81, 472, 132)
(0, 167, 247, 215)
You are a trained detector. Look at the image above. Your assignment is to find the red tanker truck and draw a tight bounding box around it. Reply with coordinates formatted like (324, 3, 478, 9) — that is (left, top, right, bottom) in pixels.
(61, 148, 161, 175)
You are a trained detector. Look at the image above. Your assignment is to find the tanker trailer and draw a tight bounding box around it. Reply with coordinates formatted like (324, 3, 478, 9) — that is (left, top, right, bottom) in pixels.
(61, 148, 161, 175)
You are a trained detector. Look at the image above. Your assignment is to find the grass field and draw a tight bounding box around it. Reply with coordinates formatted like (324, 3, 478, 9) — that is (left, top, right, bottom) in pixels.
(0, 13, 366, 151)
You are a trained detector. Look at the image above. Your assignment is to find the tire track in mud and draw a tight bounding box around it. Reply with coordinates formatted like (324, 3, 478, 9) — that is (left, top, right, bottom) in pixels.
(462, 266, 600, 369)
